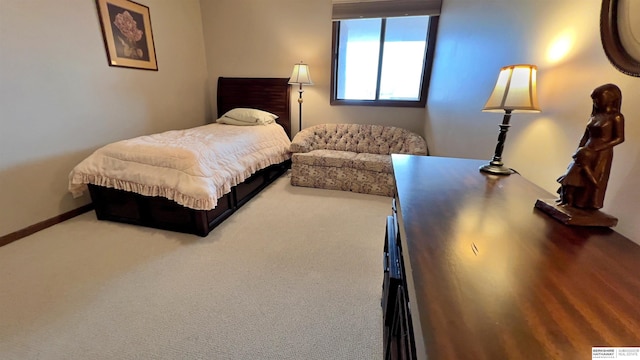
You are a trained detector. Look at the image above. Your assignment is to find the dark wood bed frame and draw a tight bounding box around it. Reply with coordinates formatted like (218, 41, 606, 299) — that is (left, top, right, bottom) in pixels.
(88, 77, 291, 236)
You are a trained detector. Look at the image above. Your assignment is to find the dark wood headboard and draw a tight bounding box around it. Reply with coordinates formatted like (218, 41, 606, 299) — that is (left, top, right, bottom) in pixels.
(217, 77, 292, 139)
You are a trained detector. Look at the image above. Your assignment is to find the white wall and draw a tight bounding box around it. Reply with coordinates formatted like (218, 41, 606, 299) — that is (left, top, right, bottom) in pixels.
(199, 0, 427, 137)
(0, 0, 209, 236)
(426, 0, 640, 242)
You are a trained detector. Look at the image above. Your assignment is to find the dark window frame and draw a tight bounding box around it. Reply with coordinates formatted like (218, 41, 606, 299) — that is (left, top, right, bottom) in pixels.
(330, 16, 439, 107)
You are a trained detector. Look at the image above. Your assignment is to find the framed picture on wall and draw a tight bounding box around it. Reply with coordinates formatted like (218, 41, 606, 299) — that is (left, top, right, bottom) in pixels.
(96, 0, 158, 71)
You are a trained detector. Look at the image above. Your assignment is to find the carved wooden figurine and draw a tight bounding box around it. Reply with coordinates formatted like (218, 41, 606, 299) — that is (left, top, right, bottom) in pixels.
(535, 83, 625, 226)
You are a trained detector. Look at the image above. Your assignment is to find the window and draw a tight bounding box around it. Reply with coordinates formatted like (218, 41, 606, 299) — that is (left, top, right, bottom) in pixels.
(331, 16, 438, 107)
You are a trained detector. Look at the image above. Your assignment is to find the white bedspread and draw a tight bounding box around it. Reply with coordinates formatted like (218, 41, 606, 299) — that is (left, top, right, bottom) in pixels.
(69, 123, 291, 210)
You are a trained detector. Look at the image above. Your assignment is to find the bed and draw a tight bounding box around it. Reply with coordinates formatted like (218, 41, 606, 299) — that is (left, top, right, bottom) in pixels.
(69, 77, 292, 236)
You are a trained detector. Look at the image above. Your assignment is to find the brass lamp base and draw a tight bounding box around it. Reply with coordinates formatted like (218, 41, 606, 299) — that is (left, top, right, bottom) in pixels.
(479, 161, 514, 175)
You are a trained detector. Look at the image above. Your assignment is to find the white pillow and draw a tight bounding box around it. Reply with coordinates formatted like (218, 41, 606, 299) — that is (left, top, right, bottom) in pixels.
(216, 116, 273, 126)
(221, 108, 278, 124)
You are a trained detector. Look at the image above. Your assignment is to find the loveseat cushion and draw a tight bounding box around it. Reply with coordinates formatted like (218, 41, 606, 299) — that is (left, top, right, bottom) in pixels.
(352, 153, 393, 173)
(292, 150, 357, 168)
(293, 150, 393, 173)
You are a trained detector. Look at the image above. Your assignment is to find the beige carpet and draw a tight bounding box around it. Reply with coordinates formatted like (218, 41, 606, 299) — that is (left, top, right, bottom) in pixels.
(0, 173, 391, 360)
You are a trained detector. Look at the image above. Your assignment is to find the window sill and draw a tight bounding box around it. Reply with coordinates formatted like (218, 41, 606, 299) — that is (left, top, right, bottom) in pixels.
(330, 99, 427, 108)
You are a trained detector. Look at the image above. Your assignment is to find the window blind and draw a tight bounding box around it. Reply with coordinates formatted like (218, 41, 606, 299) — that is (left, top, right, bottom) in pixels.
(332, 0, 442, 20)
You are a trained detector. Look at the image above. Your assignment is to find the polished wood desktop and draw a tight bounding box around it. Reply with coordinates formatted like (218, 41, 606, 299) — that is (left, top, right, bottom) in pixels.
(386, 155, 640, 360)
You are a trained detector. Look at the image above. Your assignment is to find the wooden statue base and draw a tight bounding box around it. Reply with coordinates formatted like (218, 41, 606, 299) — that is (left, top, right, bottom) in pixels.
(534, 199, 618, 227)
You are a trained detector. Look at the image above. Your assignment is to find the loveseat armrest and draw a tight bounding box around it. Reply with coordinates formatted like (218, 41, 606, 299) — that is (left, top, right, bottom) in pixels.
(289, 127, 317, 153)
(402, 132, 429, 155)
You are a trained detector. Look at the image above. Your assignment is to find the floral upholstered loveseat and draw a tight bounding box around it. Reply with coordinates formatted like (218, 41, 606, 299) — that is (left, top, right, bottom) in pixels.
(289, 124, 428, 196)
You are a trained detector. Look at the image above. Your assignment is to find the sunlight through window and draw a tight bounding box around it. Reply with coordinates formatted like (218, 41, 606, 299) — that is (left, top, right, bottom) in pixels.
(333, 16, 432, 105)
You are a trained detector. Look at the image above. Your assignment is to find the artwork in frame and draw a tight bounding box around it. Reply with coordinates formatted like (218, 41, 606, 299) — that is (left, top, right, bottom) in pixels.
(96, 0, 158, 71)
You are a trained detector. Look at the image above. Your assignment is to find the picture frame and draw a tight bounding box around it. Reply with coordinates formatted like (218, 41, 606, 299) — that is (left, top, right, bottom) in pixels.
(96, 0, 158, 71)
(600, 0, 640, 77)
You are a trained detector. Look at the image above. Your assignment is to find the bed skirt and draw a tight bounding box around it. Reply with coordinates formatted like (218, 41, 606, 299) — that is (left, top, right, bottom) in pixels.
(88, 160, 290, 236)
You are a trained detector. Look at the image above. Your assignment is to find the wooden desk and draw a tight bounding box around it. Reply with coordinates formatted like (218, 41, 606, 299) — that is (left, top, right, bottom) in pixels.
(387, 155, 640, 360)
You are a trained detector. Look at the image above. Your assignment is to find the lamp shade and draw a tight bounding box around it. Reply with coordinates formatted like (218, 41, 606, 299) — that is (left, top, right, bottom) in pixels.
(288, 63, 314, 85)
(483, 64, 540, 113)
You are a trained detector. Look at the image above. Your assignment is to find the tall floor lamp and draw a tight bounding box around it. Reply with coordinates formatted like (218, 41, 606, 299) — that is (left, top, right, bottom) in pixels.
(480, 64, 540, 175)
(288, 62, 313, 132)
